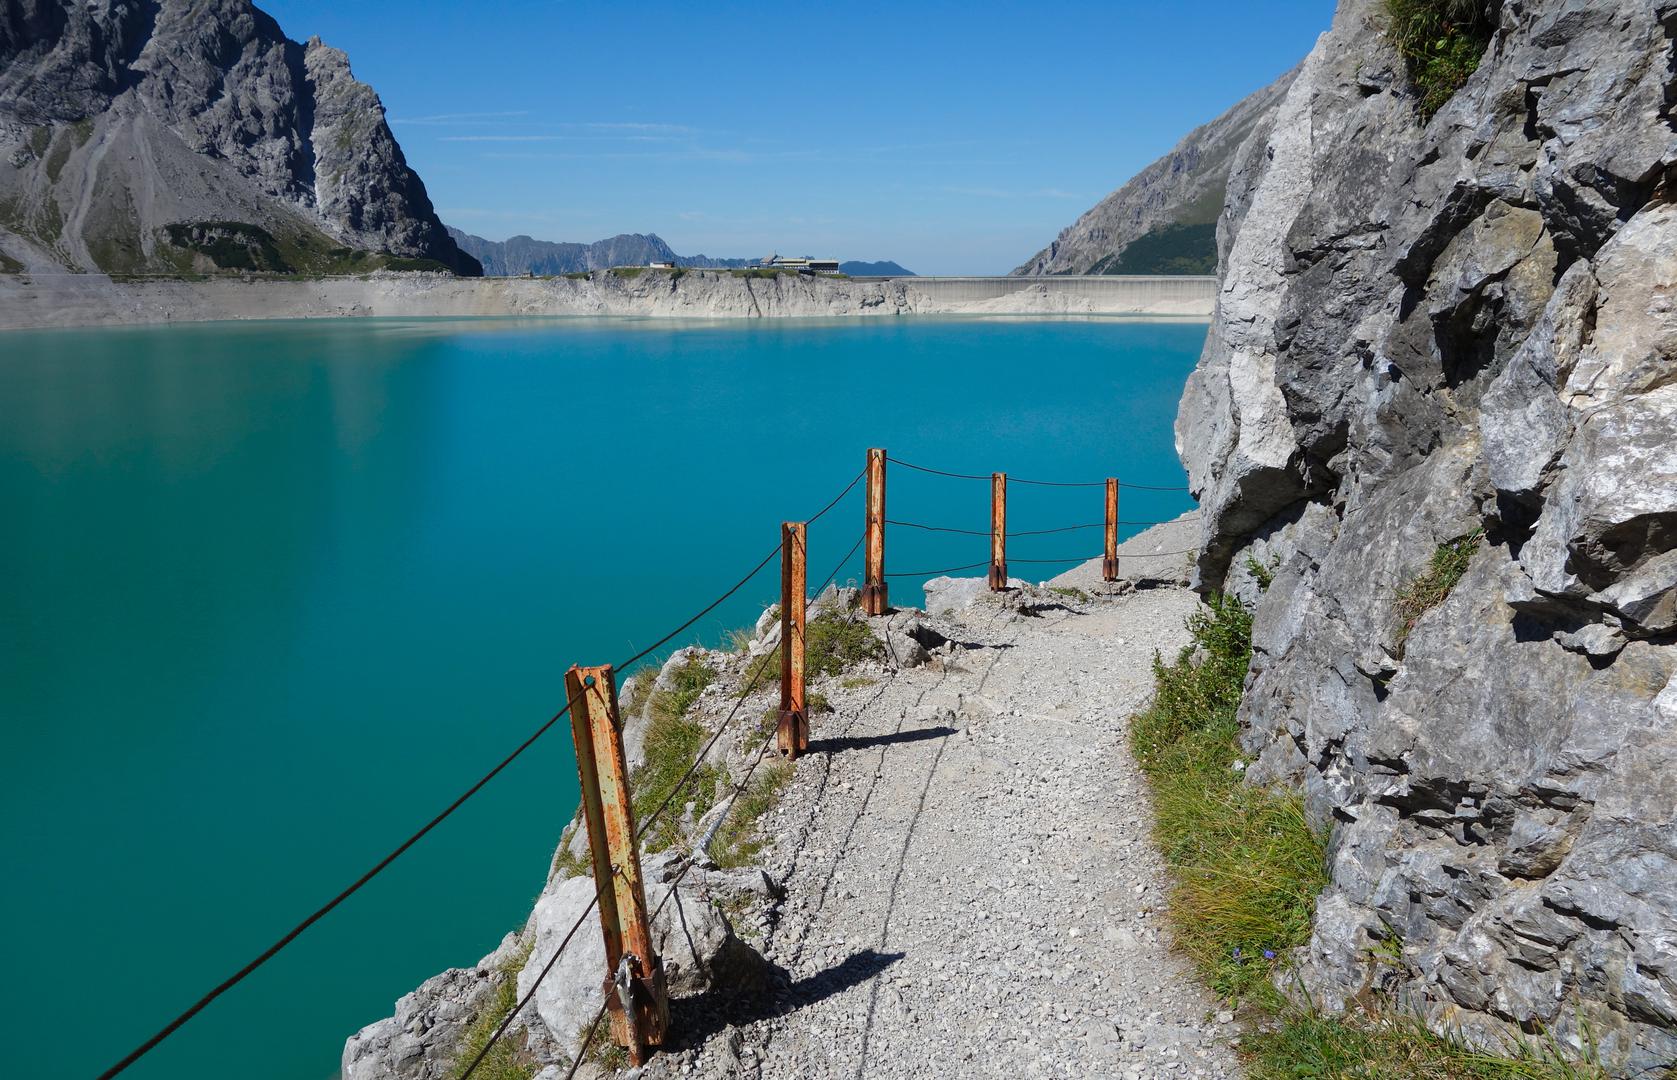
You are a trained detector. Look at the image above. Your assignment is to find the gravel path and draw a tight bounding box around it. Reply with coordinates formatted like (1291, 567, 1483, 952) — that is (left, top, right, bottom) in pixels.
(645, 569, 1242, 1080)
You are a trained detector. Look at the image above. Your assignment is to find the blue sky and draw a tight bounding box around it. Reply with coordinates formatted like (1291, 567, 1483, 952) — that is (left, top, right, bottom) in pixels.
(261, 1, 1332, 274)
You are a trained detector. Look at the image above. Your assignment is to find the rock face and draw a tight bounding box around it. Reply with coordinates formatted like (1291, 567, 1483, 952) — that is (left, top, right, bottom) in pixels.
(1177, 0, 1677, 1072)
(0, 0, 478, 274)
(1013, 67, 1298, 276)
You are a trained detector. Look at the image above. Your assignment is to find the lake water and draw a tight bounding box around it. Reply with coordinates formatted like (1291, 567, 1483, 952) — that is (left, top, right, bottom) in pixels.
(0, 316, 1204, 1080)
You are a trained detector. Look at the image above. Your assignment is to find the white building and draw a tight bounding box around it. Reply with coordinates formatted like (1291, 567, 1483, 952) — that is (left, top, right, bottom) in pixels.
(759, 254, 841, 274)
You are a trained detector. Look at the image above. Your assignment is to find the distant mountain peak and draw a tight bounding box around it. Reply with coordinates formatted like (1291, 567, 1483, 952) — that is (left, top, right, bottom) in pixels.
(0, 0, 478, 275)
(1013, 67, 1298, 277)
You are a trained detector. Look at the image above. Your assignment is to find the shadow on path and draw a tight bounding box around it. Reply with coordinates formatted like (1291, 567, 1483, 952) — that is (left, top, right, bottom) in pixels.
(805, 726, 957, 756)
(664, 949, 906, 1051)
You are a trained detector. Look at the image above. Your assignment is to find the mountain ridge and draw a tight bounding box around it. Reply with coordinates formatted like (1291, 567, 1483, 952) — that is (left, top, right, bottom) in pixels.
(0, 0, 478, 275)
(1013, 67, 1298, 277)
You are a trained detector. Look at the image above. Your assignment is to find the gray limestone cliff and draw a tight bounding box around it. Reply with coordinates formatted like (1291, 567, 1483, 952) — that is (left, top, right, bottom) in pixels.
(0, 0, 478, 275)
(1013, 68, 1298, 277)
(1177, 0, 1677, 1071)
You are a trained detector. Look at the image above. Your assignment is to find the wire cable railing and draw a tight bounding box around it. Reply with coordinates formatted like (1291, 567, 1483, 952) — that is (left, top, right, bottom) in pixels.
(887, 454, 1189, 491)
(460, 529, 869, 1079)
(96, 446, 1197, 1078)
(95, 468, 868, 1080)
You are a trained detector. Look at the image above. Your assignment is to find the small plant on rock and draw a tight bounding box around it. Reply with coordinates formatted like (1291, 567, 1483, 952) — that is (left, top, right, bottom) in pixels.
(1384, 0, 1497, 119)
(1393, 529, 1483, 650)
(807, 610, 883, 678)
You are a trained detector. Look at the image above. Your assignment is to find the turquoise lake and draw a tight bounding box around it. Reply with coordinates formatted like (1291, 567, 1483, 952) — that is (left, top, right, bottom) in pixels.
(0, 316, 1205, 1080)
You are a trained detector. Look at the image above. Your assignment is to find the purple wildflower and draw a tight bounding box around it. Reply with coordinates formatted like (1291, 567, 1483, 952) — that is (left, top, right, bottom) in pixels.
(1263, 949, 1277, 960)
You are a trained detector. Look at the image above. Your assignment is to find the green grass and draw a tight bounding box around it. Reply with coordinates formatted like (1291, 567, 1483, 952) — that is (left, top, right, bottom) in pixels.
(632, 656, 724, 853)
(1131, 592, 1327, 1001)
(1394, 529, 1483, 651)
(839, 674, 876, 690)
(807, 610, 884, 677)
(1385, 0, 1495, 119)
(1133, 592, 1608, 1077)
(711, 759, 794, 868)
(1248, 1007, 1607, 1080)
(1244, 553, 1279, 591)
(446, 942, 535, 1080)
(1049, 586, 1091, 602)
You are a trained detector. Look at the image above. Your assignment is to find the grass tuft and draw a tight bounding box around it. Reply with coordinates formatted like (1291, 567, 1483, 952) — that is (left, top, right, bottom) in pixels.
(1133, 591, 1608, 1078)
(1131, 592, 1327, 1001)
(1384, 0, 1496, 119)
(1394, 529, 1483, 651)
(446, 942, 535, 1080)
(1248, 1006, 1608, 1080)
(633, 656, 723, 852)
(711, 759, 794, 868)
(807, 610, 884, 677)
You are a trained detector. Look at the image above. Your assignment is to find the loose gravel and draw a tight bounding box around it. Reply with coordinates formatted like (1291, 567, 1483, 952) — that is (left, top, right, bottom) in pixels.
(641, 573, 1242, 1080)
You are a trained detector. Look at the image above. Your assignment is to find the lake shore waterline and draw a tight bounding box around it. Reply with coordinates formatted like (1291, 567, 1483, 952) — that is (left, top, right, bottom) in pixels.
(0, 269, 1214, 331)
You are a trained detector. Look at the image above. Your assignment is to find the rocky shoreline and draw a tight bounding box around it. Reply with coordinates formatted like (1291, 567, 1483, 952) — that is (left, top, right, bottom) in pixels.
(0, 269, 1213, 331)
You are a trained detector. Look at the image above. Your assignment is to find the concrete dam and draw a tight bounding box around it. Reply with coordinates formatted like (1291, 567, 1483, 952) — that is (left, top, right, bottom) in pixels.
(860, 274, 1216, 316)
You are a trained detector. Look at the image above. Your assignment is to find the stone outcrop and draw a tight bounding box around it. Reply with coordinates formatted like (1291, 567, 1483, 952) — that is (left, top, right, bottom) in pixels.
(0, 0, 478, 274)
(1176, 0, 1677, 1072)
(1013, 67, 1298, 276)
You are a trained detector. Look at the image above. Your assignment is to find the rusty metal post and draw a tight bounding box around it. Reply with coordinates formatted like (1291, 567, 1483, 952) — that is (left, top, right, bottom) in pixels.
(988, 472, 1008, 590)
(862, 448, 889, 615)
(777, 521, 808, 758)
(1103, 478, 1120, 582)
(566, 663, 668, 1064)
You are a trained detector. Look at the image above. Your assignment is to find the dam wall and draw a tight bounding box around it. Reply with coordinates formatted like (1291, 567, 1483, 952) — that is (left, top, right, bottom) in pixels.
(866, 274, 1215, 311)
(0, 271, 1215, 330)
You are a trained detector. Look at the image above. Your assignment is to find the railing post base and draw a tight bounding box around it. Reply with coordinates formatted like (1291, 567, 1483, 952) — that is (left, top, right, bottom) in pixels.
(861, 582, 889, 616)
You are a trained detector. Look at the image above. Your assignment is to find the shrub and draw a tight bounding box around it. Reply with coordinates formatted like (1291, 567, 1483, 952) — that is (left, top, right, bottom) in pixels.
(1385, 0, 1496, 119)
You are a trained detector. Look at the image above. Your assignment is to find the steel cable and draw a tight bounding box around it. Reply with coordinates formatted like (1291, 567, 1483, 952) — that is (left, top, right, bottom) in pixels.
(469, 528, 866, 1078)
(472, 640, 789, 1079)
(97, 467, 865, 1080)
(887, 454, 1187, 491)
(884, 560, 991, 578)
(94, 692, 583, 1080)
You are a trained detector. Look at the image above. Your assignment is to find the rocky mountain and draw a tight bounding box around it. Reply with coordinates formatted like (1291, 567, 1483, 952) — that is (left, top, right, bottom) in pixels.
(0, 0, 478, 275)
(1179, 0, 1676, 1072)
(444, 228, 756, 276)
(839, 260, 914, 276)
(1013, 69, 1297, 276)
